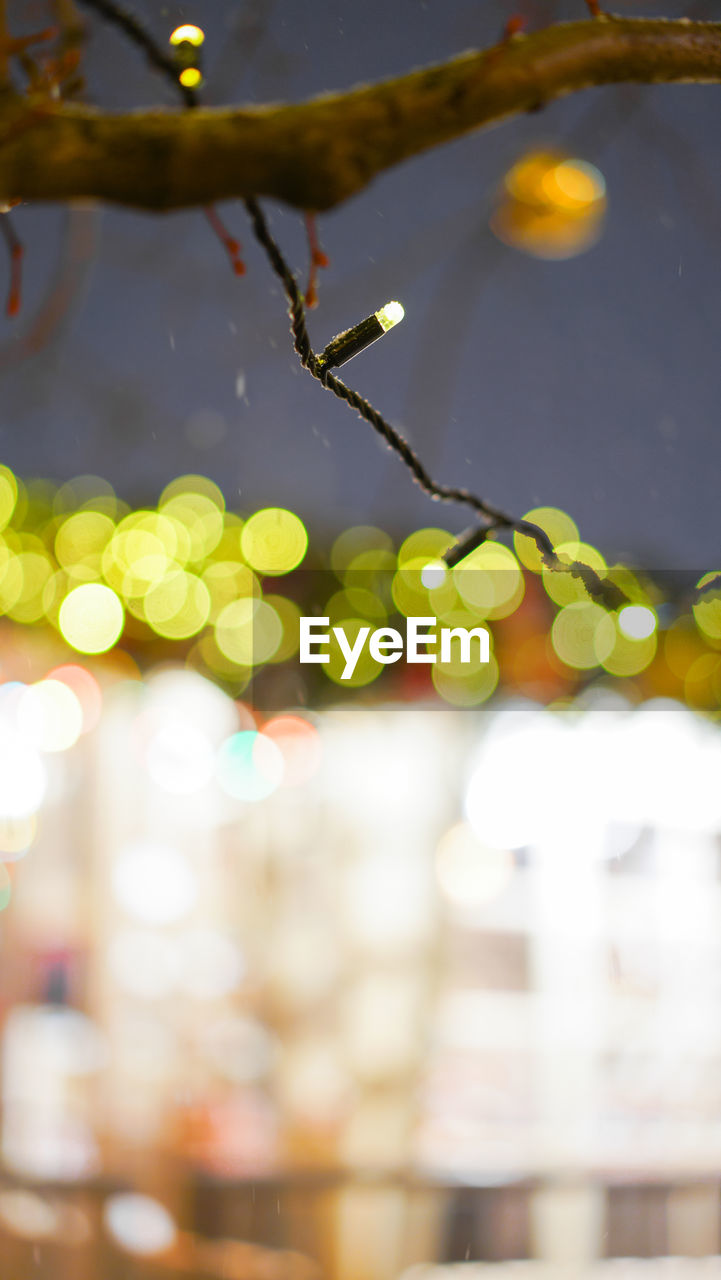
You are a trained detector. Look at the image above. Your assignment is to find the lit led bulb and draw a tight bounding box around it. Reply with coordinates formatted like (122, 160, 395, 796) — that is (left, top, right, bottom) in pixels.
(376, 301, 404, 331)
(178, 68, 202, 88)
(169, 24, 205, 89)
(318, 301, 404, 369)
(169, 25, 205, 46)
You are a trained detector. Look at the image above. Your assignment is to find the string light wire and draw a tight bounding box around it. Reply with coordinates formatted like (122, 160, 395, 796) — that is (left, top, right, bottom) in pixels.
(75, 0, 625, 610)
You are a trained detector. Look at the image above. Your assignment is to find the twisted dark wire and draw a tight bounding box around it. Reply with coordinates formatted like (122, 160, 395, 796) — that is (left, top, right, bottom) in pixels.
(243, 196, 314, 367)
(76, 0, 626, 611)
(245, 198, 512, 515)
(245, 198, 626, 608)
(76, 0, 198, 106)
(321, 364, 497, 516)
(694, 573, 721, 600)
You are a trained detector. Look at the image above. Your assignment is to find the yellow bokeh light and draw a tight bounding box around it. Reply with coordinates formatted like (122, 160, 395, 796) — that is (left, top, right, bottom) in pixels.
(685, 653, 721, 709)
(394, 529, 456, 617)
(543, 540, 608, 607)
(8, 551, 54, 623)
(263, 595, 302, 663)
(513, 507, 579, 573)
(433, 620, 494, 679)
(601, 623, 657, 677)
(193, 633, 251, 686)
(54, 474, 119, 519)
(436, 604, 487, 633)
(160, 473, 224, 509)
(391, 562, 432, 616)
(42, 569, 69, 626)
(431, 654, 499, 706)
(323, 619, 383, 687)
(453, 542, 524, 619)
(0, 465, 17, 531)
(161, 495, 223, 561)
(169, 23, 205, 45)
(693, 574, 721, 641)
(55, 511, 115, 573)
(143, 571, 211, 639)
(102, 512, 180, 597)
(159, 476, 224, 562)
(179, 67, 202, 88)
(331, 526, 393, 576)
(326, 588, 386, 626)
(0, 539, 24, 614)
(0, 457, 685, 706)
(139, 569, 190, 626)
(397, 527, 453, 567)
(344, 582, 388, 620)
(392, 556, 456, 618)
(240, 508, 307, 576)
(21, 480, 55, 530)
(202, 561, 260, 622)
(343, 549, 396, 610)
(551, 601, 615, 670)
(433, 663, 497, 705)
(664, 618, 706, 680)
(210, 513, 243, 560)
(215, 598, 282, 666)
(59, 583, 124, 654)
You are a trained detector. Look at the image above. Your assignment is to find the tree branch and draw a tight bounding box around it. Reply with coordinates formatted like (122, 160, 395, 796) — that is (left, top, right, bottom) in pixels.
(1, 16, 721, 212)
(0, 0, 10, 92)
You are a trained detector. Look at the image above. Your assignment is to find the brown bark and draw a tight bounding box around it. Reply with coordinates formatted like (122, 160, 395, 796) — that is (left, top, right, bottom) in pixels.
(1, 16, 721, 213)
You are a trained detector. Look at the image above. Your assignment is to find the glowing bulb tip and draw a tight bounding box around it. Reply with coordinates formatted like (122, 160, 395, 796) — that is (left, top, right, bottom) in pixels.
(376, 301, 404, 331)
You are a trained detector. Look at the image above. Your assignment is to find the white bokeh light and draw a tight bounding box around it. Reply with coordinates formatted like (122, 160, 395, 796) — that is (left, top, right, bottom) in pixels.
(436, 823, 514, 907)
(343, 851, 433, 949)
(618, 604, 657, 640)
(17, 680, 83, 753)
(420, 560, 448, 589)
(103, 1193, 176, 1256)
(0, 725, 46, 819)
(111, 841, 197, 925)
(465, 701, 721, 857)
(177, 928, 245, 999)
(108, 931, 181, 1000)
(198, 1015, 276, 1083)
(145, 720, 215, 795)
(144, 668, 238, 742)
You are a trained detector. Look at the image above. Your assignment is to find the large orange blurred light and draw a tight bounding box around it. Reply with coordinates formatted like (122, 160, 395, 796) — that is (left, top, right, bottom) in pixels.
(491, 150, 606, 259)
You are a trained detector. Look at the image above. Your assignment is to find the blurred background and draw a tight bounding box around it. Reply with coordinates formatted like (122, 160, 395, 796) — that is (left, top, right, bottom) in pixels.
(2, 0, 721, 1276)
